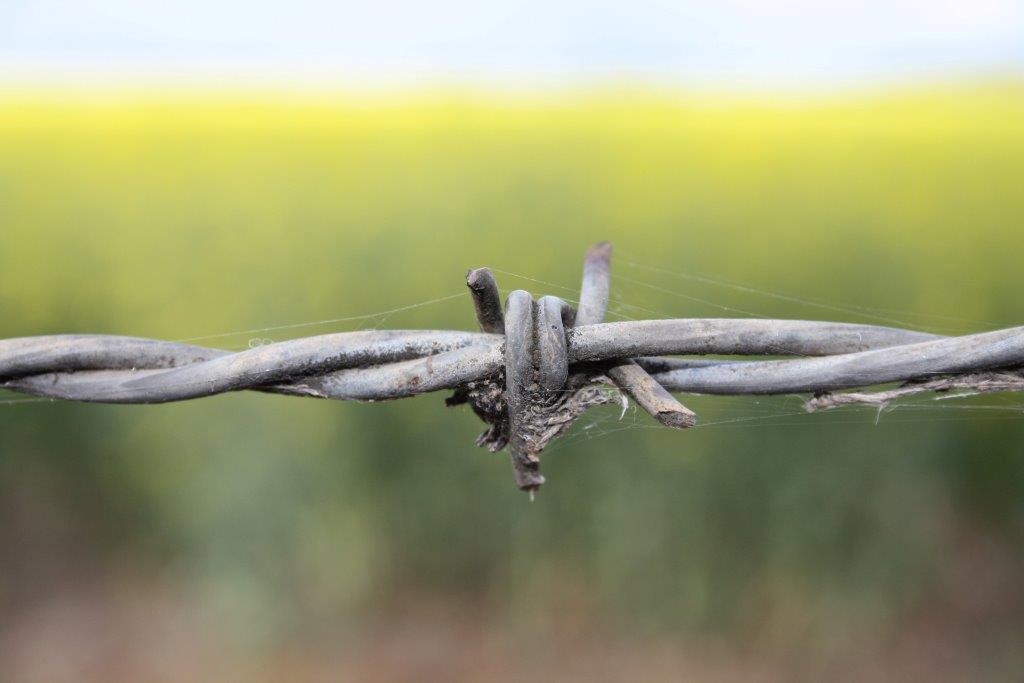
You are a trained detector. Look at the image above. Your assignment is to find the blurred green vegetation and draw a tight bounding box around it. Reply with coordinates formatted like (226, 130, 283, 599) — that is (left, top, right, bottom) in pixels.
(1, 85, 1023, 662)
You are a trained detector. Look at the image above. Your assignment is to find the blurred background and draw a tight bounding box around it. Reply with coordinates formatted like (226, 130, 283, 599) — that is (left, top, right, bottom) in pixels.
(2, 2, 1024, 681)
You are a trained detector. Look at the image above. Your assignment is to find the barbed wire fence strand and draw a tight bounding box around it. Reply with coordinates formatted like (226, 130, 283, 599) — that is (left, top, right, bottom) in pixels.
(2, 242, 1023, 491)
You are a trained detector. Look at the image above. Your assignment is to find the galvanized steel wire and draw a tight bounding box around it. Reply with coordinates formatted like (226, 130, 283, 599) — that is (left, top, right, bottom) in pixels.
(3, 243, 1022, 490)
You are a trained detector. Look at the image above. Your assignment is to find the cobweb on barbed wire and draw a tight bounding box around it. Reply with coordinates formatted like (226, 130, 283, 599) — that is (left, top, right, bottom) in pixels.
(3, 242, 1024, 492)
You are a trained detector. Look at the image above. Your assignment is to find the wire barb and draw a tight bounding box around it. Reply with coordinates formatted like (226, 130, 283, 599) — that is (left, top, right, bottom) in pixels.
(466, 267, 505, 334)
(576, 241, 697, 429)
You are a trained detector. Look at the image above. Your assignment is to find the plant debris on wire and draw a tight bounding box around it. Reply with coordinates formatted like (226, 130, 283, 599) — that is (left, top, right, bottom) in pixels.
(3, 243, 1023, 492)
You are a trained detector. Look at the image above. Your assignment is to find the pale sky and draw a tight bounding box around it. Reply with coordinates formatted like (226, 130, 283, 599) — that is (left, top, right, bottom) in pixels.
(2, 0, 1023, 87)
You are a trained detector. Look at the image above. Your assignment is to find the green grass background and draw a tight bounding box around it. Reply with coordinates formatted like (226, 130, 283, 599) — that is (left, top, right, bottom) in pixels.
(1, 84, 1023, 678)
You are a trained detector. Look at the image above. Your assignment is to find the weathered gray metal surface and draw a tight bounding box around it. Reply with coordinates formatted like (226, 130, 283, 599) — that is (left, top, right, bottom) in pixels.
(0, 320, 944, 403)
(648, 325, 1024, 395)
(576, 242, 696, 428)
(466, 268, 505, 334)
(2, 242, 1020, 490)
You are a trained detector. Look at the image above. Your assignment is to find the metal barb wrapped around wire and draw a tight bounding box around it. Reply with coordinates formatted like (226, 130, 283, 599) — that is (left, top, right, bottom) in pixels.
(2, 242, 1023, 491)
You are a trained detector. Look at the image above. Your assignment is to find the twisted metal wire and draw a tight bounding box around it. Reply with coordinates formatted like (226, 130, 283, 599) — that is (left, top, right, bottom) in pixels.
(3, 242, 1023, 490)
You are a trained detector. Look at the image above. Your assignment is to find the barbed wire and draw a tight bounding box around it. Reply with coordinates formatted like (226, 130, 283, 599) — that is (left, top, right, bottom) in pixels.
(2, 242, 1023, 491)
